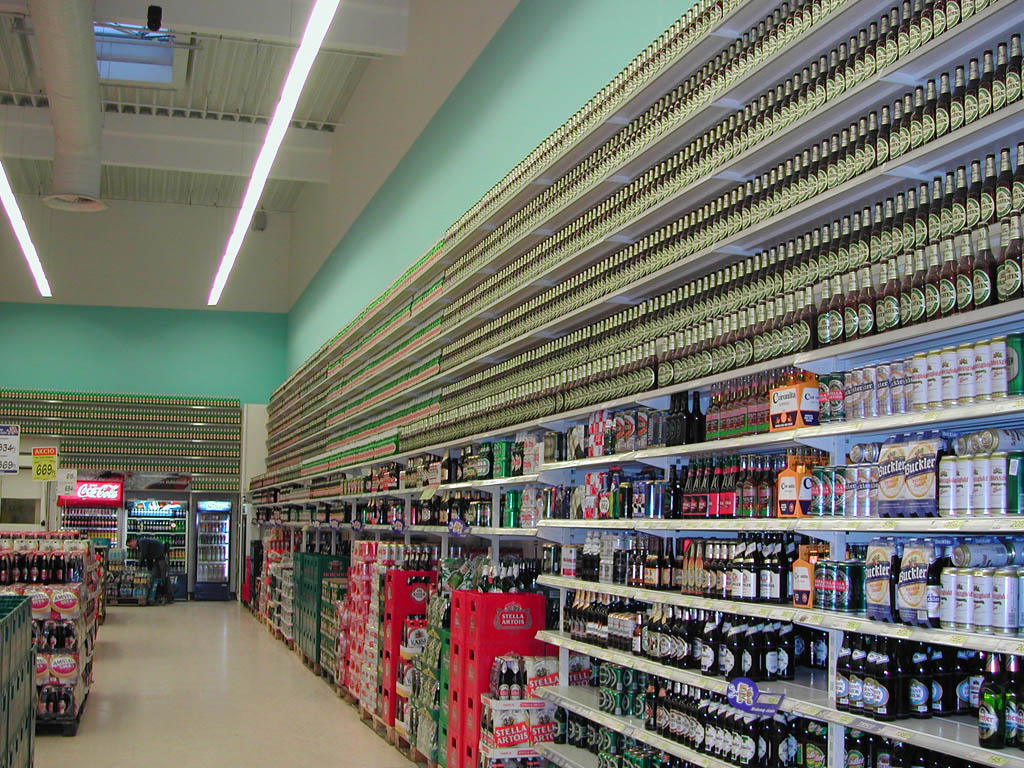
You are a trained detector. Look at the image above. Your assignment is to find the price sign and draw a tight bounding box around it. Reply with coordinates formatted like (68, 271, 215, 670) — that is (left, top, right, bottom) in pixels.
(448, 518, 469, 537)
(57, 468, 77, 495)
(727, 677, 786, 716)
(392, 518, 407, 534)
(0, 425, 19, 474)
(31, 447, 58, 482)
(420, 485, 439, 501)
(351, 519, 364, 532)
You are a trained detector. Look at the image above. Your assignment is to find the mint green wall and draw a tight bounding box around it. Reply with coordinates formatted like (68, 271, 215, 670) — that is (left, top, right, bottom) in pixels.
(0, 303, 287, 403)
(287, 0, 690, 370)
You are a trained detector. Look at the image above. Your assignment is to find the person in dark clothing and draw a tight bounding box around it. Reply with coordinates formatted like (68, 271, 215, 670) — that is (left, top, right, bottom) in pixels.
(127, 537, 175, 605)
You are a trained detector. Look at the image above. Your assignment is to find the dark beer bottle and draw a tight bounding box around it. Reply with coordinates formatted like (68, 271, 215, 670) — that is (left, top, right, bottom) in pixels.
(993, 42, 1009, 113)
(924, 244, 942, 320)
(978, 49, 995, 121)
(1008, 35, 1023, 107)
(878, 258, 901, 333)
(935, 71, 952, 139)
(966, 159, 983, 231)
(973, 225, 997, 308)
(956, 231, 976, 313)
(950, 65, 967, 133)
(844, 270, 860, 341)
(857, 266, 876, 337)
(997, 147, 1014, 222)
(1015, 143, 1024, 214)
(978, 653, 1006, 749)
(997, 213, 1024, 302)
(952, 165, 969, 234)
(939, 237, 959, 317)
(981, 153, 998, 226)
(900, 251, 916, 326)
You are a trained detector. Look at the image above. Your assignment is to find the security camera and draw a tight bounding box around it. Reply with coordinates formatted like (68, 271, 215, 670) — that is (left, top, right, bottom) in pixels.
(147, 5, 162, 32)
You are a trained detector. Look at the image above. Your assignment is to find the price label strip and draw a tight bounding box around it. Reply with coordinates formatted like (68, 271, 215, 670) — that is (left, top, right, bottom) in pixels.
(0, 425, 20, 475)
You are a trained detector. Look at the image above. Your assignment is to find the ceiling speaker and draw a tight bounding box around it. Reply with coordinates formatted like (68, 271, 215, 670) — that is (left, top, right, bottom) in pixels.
(252, 211, 268, 232)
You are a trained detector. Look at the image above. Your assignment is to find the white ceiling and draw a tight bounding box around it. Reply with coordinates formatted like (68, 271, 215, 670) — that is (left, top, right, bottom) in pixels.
(0, 0, 520, 311)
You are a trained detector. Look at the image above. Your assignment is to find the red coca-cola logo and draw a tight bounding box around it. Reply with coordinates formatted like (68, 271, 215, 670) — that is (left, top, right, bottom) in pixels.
(49, 655, 78, 679)
(493, 601, 531, 630)
(75, 482, 121, 500)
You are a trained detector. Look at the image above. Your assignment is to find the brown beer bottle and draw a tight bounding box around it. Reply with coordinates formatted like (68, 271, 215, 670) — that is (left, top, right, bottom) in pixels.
(924, 244, 942, 320)
(981, 153, 998, 227)
(997, 214, 1024, 303)
(857, 266, 877, 337)
(939, 237, 959, 317)
(966, 159, 983, 232)
(973, 225, 997, 309)
(844, 270, 860, 340)
(878, 258, 902, 333)
(996, 147, 1014, 222)
(956, 232, 976, 313)
(900, 251, 916, 326)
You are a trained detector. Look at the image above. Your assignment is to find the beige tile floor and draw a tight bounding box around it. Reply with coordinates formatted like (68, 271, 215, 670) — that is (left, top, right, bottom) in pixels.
(36, 602, 415, 768)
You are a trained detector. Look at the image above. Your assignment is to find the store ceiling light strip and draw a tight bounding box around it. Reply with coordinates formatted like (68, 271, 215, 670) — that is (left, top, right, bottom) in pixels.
(207, 0, 341, 306)
(0, 158, 51, 297)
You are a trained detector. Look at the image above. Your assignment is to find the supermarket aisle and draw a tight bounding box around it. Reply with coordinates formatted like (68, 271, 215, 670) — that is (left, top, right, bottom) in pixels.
(36, 602, 415, 768)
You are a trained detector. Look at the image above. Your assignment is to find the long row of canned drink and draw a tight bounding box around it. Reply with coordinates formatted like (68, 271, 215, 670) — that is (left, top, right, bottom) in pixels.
(818, 332, 1024, 423)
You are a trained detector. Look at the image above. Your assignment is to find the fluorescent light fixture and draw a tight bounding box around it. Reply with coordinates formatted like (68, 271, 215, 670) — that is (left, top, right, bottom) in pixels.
(208, 0, 341, 306)
(0, 158, 52, 297)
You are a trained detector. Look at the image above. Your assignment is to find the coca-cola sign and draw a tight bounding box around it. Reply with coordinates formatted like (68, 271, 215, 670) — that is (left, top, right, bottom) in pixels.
(59, 480, 123, 508)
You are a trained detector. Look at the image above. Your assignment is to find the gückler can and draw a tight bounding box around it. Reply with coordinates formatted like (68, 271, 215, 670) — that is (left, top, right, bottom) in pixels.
(990, 452, 1009, 515)
(992, 336, 1009, 399)
(971, 567, 996, 633)
(957, 343, 977, 404)
(954, 568, 975, 630)
(955, 455, 975, 516)
(975, 340, 993, 401)
(939, 567, 958, 629)
(952, 540, 1017, 567)
(910, 353, 929, 410)
(992, 567, 1020, 635)
(940, 347, 959, 406)
(845, 465, 860, 517)
(876, 363, 893, 417)
(937, 456, 956, 517)
(971, 454, 993, 515)
(974, 429, 1024, 453)
(926, 349, 943, 408)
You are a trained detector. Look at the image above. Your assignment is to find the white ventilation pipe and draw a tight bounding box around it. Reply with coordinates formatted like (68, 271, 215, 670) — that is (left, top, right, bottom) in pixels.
(27, 0, 107, 211)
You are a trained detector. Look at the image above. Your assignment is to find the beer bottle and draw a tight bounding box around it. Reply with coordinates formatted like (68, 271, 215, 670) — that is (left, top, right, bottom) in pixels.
(997, 213, 1024, 302)
(1008, 35, 1023, 106)
(915, 182, 930, 248)
(993, 42, 1009, 113)
(907, 642, 932, 718)
(927, 177, 942, 245)
(900, 251, 916, 325)
(921, 78, 937, 146)
(827, 274, 846, 344)
(974, 225, 997, 308)
(896, 0, 915, 59)
(957, 231, 976, 312)
(952, 165, 969, 234)
(965, 57, 982, 125)
(837, 215, 853, 274)
(981, 153, 998, 227)
(938, 238, 959, 317)
(870, 202, 885, 263)
(979, 653, 1006, 749)
(932, 645, 957, 716)
(950, 65, 967, 133)
(924, 244, 942, 320)
(935, 71, 952, 139)
(909, 85, 926, 150)
(1005, 654, 1020, 747)
(898, 93, 915, 161)
(889, 97, 906, 160)
(979, 49, 995, 121)
(877, 259, 901, 332)
(997, 147, 1014, 222)
(966, 159, 983, 231)
(795, 285, 816, 352)
(876, 104, 892, 167)
(857, 266, 876, 337)
(1015, 143, 1024, 215)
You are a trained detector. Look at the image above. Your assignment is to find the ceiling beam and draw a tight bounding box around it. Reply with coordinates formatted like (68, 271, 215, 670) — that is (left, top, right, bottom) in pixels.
(0, 105, 332, 182)
(0, 0, 409, 56)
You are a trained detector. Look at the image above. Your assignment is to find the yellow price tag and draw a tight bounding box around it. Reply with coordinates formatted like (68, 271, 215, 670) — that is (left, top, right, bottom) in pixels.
(419, 485, 439, 501)
(31, 447, 57, 482)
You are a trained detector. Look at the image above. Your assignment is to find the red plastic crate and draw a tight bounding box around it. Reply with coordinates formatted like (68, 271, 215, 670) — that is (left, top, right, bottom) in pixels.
(380, 570, 436, 725)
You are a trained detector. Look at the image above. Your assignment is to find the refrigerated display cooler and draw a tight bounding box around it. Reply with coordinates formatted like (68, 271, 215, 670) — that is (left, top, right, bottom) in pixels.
(192, 497, 234, 600)
(124, 497, 189, 599)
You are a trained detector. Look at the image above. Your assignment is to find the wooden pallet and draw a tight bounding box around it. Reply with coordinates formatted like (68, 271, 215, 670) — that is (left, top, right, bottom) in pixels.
(359, 705, 390, 742)
(298, 648, 322, 676)
(107, 596, 147, 606)
(392, 727, 429, 767)
(337, 684, 358, 704)
(36, 693, 89, 737)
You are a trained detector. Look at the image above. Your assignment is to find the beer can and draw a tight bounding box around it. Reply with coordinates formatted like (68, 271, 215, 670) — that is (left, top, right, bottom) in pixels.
(956, 343, 977, 404)
(992, 336, 1009, 399)
(835, 561, 865, 613)
(813, 560, 829, 610)
(1009, 452, 1024, 515)
(974, 428, 1024, 453)
(971, 567, 996, 633)
(847, 367, 864, 420)
(810, 466, 828, 517)
(954, 568, 975, 629)
(940, 347, 959, 406)
(939, 567, 958, 628)
(926, 349, 943, 408)
(975, 340, 994, 401)
(955, 455, 975, 516)
(991, 452, 1009, 515)
(890, 360, 906, 415)
(878, 363, 895, 417)
(830, 373, 847, 422)
(818, 373, 833, 422)
(971, 454, 993, 515)
(937, 456, 956, 516)
(955, 436, 971, 456)
(832, 466, 847, 517)
(910, 353, 929, 411)
(992, 567, 1020, 635)
(865, 463, 879, 518)
(1008, 333, 1024, 396)
(845, 465, 861, 517)
(952, 540, 1014, 567)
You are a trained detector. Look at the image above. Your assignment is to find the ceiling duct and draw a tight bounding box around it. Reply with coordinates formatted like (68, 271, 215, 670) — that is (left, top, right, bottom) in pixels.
(27, 0, 107, 212)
